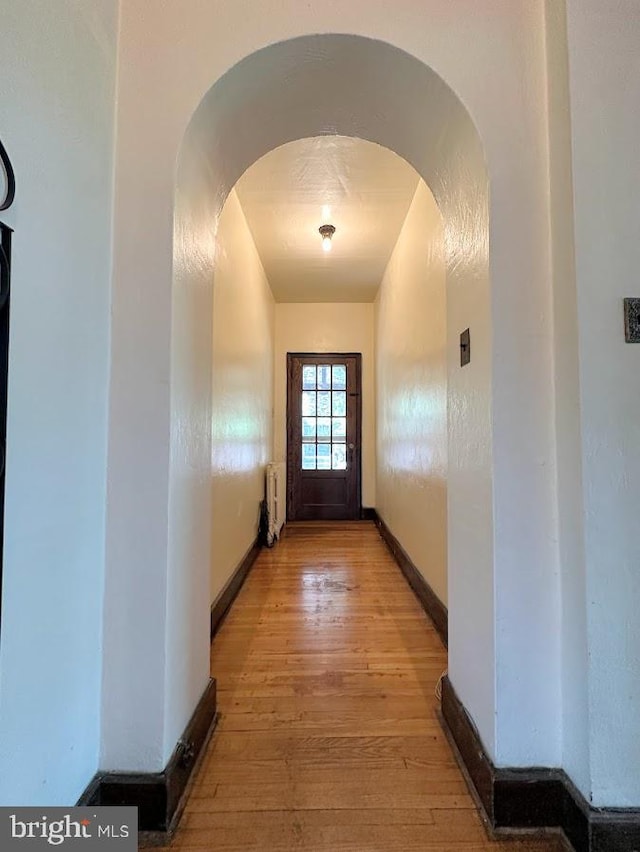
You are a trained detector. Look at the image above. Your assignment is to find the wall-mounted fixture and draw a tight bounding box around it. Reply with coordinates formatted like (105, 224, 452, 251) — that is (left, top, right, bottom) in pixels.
(460, 328, 470, 366)
(319, 224, 336, 253)
(623, 298, 640, 343)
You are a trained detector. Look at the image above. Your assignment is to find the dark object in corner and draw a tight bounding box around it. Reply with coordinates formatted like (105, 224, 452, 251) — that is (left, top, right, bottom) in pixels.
(258, 498, 273, 548)
(360, 507, 377, 520)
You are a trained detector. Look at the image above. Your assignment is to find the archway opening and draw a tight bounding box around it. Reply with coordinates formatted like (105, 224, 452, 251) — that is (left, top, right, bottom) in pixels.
(169, 32, 492, 765)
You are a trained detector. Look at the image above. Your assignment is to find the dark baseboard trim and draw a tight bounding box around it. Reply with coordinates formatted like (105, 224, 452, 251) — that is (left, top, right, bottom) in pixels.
(372, 510, 448, 648)
(77, 773, 101, 809)
(78, 678, 217, 833)
(440, 674, 495, 821)
(360, 507, 377, 520)
(210, 537, 261, 639)
(441, 675, 640, 852)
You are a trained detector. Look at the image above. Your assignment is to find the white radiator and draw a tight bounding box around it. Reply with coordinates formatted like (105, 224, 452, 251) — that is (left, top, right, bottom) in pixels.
(266, 462, 286, 545)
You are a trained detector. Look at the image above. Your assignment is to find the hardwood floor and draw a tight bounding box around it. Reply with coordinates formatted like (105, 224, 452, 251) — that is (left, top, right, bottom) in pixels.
(155, 521, 566, 851)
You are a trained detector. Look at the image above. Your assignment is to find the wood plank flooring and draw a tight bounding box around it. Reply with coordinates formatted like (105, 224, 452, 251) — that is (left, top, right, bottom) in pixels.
(155, 521, 565, 851)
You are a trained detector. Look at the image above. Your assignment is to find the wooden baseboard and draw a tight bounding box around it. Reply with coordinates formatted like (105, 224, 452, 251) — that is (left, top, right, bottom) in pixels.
(440, 673, 495, 820)
(372, 510, 448, 648)
(441, 675, 640, 852)
(210, 537, 261, 639)
(360, 507, 377, 520)
(78, 678, 218, 833)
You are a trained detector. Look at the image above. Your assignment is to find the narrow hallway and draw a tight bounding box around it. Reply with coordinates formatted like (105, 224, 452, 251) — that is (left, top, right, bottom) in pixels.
(156, 522, 564, 851)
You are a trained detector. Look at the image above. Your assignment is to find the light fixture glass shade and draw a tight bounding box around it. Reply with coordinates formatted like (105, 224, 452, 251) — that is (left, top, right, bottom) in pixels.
(319, 223, 336, 253)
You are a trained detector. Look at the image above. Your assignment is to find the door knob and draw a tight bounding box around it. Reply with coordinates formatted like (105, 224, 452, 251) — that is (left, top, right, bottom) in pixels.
(348, 443, 354, 449)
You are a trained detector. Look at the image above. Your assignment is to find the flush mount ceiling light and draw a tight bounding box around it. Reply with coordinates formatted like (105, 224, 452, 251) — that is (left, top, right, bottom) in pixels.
(319, 223, 336, 253)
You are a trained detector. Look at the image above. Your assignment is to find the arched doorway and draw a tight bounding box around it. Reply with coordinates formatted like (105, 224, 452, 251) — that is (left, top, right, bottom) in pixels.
(173, 33, 491, 754)
(102, 31, 559, 821)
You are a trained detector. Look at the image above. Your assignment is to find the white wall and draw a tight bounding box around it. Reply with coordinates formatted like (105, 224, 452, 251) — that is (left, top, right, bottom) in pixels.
(565, 0, 640, 807)
(274, 303, 375, 508)
(211, 190, 274, 602)
(107, 2, 560, 777)
(543, 0, 590, 800)
(0, 0, 118, 803)
(164, 112, 220, 766)
(487, 5, 561, 769)
(375, 182, 447, 604)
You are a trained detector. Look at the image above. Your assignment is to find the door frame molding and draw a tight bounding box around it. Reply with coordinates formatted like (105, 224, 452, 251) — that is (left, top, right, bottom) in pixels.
(286, 352, 362, 521)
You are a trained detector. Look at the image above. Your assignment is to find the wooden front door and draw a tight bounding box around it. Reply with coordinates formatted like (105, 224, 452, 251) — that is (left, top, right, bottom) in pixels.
(287, 353, 362, 521)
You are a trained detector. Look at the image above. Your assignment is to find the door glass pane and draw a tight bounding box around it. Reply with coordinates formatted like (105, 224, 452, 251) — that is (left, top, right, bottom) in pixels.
(302, 391, 316, 416)
(332, 417, 346, 439)
(316, 417, 331, 440)
(317, 443, 331, 470)
(317, 365, 331, 389)
(317, 391, 331, 416)
(332, 364, 346, 389)
(302, 417, 316, 438)
(302, 365, 316, 389)
(332, 444, 347, 470)
(332, 391, 346, 416)
(298, 361, 351, 472)
(302, 443, 316, 469)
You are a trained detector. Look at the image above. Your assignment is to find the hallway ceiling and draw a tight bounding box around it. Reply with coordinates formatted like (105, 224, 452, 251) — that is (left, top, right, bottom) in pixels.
(234, 136, 421, 303)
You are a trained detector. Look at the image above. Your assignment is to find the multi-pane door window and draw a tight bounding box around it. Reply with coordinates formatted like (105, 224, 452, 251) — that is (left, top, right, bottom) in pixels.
(301, 364, 347, 470)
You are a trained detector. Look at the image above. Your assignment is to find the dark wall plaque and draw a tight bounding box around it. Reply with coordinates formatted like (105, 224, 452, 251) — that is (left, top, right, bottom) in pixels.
(460, 328, 471, 366)
(624, 298, 640, 343)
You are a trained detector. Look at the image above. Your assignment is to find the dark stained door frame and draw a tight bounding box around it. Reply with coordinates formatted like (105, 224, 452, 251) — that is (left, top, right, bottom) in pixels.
(286, 353, 362, 521)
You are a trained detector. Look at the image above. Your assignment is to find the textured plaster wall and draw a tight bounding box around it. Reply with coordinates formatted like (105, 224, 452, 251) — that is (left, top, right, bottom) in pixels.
(107, 2, 560, 775)
(164, 115, 219, 766)
(211, 190, 274, 604)
(566, 0, 640, 806)
(375, 181, 447, 605)
(542, 0, 590, 800)
(274, 303, 375, 509)
(0, 0, 118, 803)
